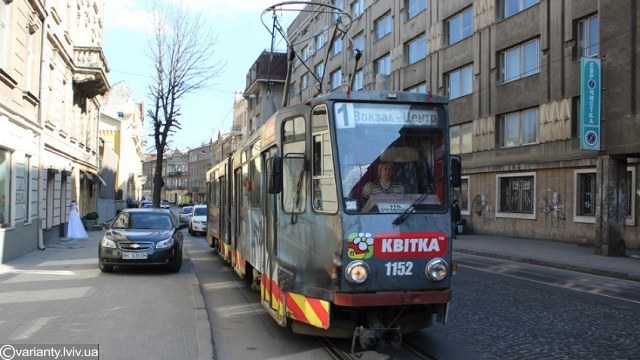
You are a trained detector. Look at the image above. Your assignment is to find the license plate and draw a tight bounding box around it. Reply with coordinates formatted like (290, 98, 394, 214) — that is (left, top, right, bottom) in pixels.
(122, 252, 148, 260)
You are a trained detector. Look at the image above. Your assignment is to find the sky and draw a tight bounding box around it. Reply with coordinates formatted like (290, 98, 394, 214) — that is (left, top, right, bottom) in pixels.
(102, 0, 296, 151)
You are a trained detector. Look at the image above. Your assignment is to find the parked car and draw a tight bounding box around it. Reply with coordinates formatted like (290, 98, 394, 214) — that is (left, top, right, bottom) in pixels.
(98, 208, 186, 273)
(161, 200, 171, 209)
(179, 205, 193, 224)
(139, 200, 152, 208)
(188, 204, 207, 236)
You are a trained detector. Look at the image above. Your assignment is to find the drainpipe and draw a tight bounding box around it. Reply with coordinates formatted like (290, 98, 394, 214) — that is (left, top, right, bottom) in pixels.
(36, 4, 49, 250)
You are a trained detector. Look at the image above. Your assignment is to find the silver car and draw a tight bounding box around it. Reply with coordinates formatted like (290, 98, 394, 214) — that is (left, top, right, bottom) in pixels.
(179, 205, 193, 224)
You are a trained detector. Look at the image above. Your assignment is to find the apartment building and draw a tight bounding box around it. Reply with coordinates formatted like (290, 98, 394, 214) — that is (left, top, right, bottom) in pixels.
(284, 0, 639, 253)
(243, 50, 288, 135)
(0, 0, 108, 261)
(164, 149, 189, 205)
(188, 143, 213, 204)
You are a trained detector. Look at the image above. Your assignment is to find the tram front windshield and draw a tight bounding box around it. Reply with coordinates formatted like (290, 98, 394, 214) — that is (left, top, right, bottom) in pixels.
(334, 102, 446, 214)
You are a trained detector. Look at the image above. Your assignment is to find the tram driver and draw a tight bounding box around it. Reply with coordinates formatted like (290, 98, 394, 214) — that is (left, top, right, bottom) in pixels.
(359, 161, 405, 209)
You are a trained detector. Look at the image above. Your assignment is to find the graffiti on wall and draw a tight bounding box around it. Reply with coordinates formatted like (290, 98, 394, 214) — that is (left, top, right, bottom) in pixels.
(539, 191, 566, 221)
(472, 194, 494, 217)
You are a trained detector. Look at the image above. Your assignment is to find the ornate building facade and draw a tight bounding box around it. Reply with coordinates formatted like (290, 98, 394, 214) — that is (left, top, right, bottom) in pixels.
(0, 0, 109, 261)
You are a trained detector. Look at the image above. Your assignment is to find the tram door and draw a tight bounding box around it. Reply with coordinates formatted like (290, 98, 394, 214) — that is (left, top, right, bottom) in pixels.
(232, 167, 243, 265)
(261, 147, 286, 324)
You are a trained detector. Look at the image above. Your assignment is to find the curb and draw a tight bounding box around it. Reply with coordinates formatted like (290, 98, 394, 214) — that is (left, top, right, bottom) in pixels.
(183, 247, 215, 360)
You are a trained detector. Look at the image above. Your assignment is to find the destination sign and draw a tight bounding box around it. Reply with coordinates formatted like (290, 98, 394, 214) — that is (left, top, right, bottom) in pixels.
(335, 102, 439, 129)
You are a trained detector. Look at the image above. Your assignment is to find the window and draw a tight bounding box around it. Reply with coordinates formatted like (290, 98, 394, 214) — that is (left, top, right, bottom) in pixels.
(578, 15, 599, 59)
(376, 54, 391, 76)
(351, 0, 364, 18)
(0, 1, 9, 68)
(0, 147, 11, 227)
(497, 173, 536, 218)
(301, 45, 311, 61)
(575, 167, 636, 225)
(315, 32, 326, 51)
(406, 0, 427, 19)
(249, 143, 262, 208)
(301, 73, 309, 90)
(281, 116, 307, 213)
(331, 69, 342, 89)
(26, 155, 36, 222)
(283, 116, 306, 144)
(448, 8, 473, 45)
(352, 32, 365, 56)
(353, 69, 364, 91)
(312, 105, 338, 212)
(375, 13, 392, 41)
(502, 0, 539, 19)
(447, 64, 473, 99)
(499, 107, 539, 148)
(575, 170, 596, 220)
(289, 81, 298, 99)
(626, 168, 636, 225)
(406, 34, 427, 65)
(406, 83, 427, 93)
(500, 38, 540, 83)
(314, 63, 324, 82)
(453, 176, 470, 215)
(332, 36, 343, 56)
(333, 0, 344, 22)
(450, 122, 472, 154)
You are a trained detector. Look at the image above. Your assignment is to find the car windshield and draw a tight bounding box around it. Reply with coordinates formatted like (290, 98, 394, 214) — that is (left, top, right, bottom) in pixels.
(193, 207, 206, 216)
(112, 212, 173, 230)
(181, 207, 192, 214)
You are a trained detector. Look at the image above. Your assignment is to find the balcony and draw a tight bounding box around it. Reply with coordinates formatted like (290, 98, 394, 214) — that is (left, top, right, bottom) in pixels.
(73, 46, 110, 98)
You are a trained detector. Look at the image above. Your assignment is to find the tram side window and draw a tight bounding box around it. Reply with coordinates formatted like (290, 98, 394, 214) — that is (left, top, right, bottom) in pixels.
(282, 116, 307, 214)
(247, 142, 262, 208)
(312, 105, 338, 213)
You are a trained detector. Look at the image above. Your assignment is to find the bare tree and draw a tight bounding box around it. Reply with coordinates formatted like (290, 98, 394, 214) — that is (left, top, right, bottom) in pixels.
(147, 1, 222, 207)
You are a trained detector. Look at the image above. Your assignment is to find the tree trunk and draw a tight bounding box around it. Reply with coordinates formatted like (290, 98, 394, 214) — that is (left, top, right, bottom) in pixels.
(153, 154, 164, 207)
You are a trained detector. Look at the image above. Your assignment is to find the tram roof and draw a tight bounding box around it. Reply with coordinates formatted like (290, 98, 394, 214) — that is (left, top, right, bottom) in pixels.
(309, 90, 448, 105)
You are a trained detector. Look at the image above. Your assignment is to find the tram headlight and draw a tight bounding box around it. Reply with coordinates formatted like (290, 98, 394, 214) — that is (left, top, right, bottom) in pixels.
(345, 260, 369, 284)
(425, 258, 449, 281)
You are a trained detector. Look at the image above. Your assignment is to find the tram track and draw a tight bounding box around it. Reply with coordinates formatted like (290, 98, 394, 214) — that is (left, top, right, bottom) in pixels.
(318, 336, 441, 360)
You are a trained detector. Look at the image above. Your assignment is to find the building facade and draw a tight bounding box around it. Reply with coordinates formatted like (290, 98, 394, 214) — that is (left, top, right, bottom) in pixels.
(284, 0, 639, 252)
(0, 0, 108, 261)
(163, 149, 189, 205)
(141, 153, 156, 201)
(188, 143, 213, 205)
(99, 81, 145, 218)
(243, 51, 288, 135)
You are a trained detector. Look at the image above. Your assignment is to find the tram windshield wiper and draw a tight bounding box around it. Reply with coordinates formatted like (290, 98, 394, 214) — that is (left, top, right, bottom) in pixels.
(392, 192, 430, 226)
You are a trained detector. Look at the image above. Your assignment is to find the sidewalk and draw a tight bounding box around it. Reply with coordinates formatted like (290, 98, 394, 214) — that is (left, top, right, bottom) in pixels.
(453, 233, 640, 282)
(0, 229, 212, 360)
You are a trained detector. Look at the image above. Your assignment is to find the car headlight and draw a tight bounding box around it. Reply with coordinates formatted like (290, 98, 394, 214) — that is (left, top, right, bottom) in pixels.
(425, 258, 449, 281)
(100, 238, 116, 249)
(345, 260, 369, 284)
(156, 237, 174, 249)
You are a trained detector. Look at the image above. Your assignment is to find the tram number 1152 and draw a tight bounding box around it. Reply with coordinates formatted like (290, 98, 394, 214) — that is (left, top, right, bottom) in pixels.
(385, 261, 414, 276)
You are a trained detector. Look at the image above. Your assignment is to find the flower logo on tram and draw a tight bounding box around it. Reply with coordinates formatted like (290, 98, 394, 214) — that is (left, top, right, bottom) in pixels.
(347, 232, 374, 259)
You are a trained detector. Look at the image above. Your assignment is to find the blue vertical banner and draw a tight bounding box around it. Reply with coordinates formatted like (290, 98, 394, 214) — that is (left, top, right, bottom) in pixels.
(579, 57, 601, 150)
